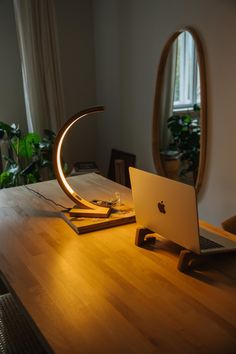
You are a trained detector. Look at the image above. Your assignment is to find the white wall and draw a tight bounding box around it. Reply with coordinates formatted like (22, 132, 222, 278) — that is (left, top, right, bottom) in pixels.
(54, 0, 98, 168)
(93, 0, 236, 226)
(0, 0, 27, 132)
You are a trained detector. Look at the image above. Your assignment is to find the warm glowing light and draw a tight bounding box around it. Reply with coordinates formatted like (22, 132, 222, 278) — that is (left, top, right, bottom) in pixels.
(56, 120, 78, 196)
(53, 106, 111, 217)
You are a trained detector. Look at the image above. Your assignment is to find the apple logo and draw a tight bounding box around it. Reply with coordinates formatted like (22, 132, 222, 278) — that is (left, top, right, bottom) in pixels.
(157, 201, 166, 214)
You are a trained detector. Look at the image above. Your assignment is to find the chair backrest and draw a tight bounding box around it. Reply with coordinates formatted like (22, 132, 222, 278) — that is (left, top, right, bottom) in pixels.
(108, 149, 136, 187)
(222, 215, 236, 235)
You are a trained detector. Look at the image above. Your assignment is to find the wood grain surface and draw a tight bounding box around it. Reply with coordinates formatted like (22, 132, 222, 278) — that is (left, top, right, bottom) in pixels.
(0, 173, 235, 354)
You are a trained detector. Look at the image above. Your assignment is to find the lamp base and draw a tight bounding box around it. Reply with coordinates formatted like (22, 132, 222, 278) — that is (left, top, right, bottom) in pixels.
(62, 205, 135, 234)
(69, 205, 111, 218)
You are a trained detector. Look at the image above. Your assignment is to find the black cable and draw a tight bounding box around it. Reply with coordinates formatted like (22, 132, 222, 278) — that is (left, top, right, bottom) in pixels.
(24, 185, 71, 211)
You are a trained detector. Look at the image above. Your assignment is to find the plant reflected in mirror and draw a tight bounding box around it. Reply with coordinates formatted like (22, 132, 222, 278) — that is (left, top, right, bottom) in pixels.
(167, 104, 200, 184)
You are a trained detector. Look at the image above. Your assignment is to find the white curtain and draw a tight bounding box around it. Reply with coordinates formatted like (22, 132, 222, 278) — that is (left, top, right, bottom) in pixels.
(160, 42, 177, 151)
(13, 0, 65, 134)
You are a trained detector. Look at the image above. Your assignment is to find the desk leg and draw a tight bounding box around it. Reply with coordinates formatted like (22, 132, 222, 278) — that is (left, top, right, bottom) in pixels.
(135, 227, 156, 246)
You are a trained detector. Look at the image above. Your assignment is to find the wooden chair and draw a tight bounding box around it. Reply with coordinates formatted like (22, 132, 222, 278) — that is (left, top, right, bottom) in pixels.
(108, 149, 136, 187)
(221, 215, 236, 235)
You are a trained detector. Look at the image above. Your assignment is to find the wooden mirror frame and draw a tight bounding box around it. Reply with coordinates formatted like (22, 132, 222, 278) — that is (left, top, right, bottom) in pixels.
(152, 27, 207, 193)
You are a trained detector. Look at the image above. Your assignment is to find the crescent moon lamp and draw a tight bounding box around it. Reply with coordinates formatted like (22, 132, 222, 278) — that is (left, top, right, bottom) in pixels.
(53, 106, 111, 218)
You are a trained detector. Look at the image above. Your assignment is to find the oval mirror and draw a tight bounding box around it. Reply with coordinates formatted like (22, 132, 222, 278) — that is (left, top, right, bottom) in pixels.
(152, 27, 207, 192)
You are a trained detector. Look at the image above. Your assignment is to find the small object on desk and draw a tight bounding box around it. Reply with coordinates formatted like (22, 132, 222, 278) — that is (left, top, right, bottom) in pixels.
(70, 161, 100, 176)
(91, 192, 121, 208)
(91, 200, 114, 208)
(114, 192, 121, 206)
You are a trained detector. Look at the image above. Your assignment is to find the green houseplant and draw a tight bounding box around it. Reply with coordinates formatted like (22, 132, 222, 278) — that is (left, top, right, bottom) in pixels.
(167, 105, 200, 182)
(0, 122, 56, 188)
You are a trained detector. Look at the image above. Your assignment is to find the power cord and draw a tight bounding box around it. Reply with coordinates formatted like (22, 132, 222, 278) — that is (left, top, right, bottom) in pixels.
(24, 186, 121, 212)
(24, 185, 71, 211)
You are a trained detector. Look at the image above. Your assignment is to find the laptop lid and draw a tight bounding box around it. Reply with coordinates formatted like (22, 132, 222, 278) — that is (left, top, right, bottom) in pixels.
(129, 167, 201, 253)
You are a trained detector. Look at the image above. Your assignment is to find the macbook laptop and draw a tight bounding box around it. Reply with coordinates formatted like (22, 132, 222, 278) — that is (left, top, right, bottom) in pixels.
(129, 167, 236, 255)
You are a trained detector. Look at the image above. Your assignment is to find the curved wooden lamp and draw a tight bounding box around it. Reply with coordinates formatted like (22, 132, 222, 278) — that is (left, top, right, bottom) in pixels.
(53, 106, 111, 218)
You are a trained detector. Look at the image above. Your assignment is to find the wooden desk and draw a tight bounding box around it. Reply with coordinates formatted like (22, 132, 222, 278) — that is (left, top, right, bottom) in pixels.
(0, 173, 236, 354)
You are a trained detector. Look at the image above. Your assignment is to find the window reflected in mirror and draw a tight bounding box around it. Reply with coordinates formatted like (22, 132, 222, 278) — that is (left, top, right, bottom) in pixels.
(174, 31, 200, 109)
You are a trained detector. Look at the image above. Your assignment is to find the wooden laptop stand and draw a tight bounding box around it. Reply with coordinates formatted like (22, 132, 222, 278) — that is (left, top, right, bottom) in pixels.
(135, 226, 202, 272)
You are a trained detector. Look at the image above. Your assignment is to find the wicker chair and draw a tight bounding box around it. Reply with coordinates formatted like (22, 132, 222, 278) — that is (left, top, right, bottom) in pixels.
(221, 215, 236, 235)
(0, 293, 50, 353)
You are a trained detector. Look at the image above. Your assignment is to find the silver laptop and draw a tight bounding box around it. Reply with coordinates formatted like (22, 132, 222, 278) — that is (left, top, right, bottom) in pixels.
(129, 167, 236, 255)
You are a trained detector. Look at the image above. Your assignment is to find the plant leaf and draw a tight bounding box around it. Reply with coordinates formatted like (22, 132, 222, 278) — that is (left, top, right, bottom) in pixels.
(0, 122, 11, 135)
(0, 171, 13, 188)
(15, 133, 41, 158)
